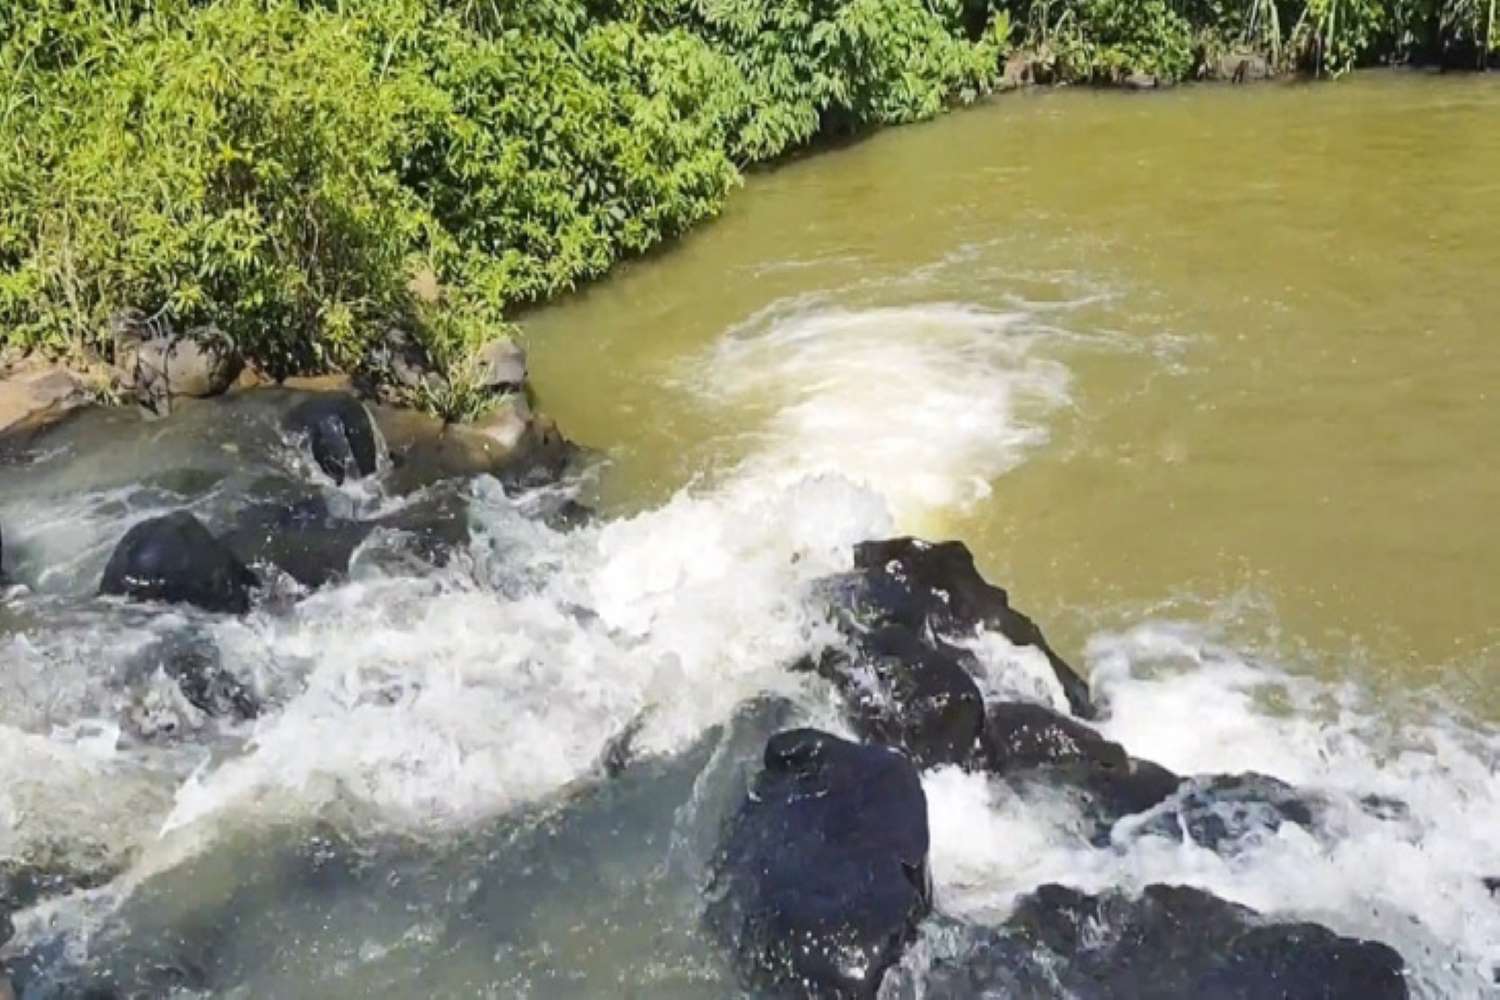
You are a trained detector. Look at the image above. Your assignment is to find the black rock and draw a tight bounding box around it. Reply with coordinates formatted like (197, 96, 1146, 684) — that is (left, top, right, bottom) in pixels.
(979, 700, 1128, 772)
(99, 512, 259, 614)
(841, 538, 1092, 717)
(226, 488, 471, 590)
(977, 701, 1181, 841)
(706, 730, 930, 998)
(811, 627, 984, 767)
(283, 395, 379, 485)
(908, 883, 1408, 999)
(224, 496, 376, 589)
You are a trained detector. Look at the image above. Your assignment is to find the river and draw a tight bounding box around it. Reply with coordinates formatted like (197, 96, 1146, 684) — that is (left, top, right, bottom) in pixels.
(2, 73, 1499, 996)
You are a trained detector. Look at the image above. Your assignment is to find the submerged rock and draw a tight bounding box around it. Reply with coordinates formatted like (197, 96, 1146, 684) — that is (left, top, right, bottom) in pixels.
(283, 394, 380, 485)
(1120, 772, 1319, 850)
(808, 627, 984, 767)
(125, 631, 259, 724)
(225, 488, 471, 590)
(225, 495, 376, 589)
(706, 730, 930, 998)
(835, 538, 1092, 717)
(100, 512, 259, 614)
(904, 883, 1409, 999)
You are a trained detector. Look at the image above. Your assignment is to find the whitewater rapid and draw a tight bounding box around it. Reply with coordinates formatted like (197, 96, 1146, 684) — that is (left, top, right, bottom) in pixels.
(0, 301, 1496, 996)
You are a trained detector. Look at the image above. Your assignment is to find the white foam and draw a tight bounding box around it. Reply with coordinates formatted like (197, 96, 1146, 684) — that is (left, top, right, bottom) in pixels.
(155, 472, 890, 838)
(4, 300, 1498, 1000)
(923, 619, 1500, 997)
(692, 303, 1071, 525)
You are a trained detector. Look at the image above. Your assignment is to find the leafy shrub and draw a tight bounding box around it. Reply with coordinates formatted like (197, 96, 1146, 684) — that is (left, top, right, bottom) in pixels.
(1018, 0, 1197, 80)
(0, 0, 1003, 387)
(1, 0, 1495, 398)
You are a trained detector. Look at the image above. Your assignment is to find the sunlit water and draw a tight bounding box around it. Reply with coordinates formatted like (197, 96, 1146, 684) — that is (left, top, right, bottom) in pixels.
(2, 74, 1498, 996)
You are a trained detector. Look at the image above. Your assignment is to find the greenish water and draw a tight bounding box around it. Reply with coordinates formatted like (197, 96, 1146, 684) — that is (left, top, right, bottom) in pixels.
(526, 72, 1500, 717)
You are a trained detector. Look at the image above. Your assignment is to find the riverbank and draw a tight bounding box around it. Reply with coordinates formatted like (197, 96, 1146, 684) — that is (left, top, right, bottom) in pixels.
(4, 0, 1495, 412)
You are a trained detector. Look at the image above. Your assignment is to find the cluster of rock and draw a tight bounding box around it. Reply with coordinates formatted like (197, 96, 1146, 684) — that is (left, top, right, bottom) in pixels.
(706, 538, 1416, 998)
(0, 314, 530, 443)
(0, 393, 1444, 997)
(0, 388, 574, 738)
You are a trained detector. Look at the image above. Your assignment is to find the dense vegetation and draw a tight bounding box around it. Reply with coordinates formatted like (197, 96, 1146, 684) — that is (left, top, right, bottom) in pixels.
(1, 0, 1494, 406)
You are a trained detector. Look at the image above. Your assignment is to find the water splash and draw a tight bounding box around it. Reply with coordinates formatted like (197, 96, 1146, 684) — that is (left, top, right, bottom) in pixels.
(693, 303, 1072, 526)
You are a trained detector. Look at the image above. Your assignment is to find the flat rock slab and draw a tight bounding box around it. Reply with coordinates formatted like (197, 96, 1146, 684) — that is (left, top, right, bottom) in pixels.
(0, 365, 86, 439)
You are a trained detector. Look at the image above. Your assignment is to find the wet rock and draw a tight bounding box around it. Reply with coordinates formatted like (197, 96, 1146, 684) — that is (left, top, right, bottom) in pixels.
(114, 314, 241, 413)
(374, 396, 576, 495)
(225, 496, 376, 589)
(907, 883, 1408, 999)
(809, 627, 984, 767)
(979, 700, 1128, 772)
(841, 538, 1092, 717)
(226, 489, 471, 589)
(0, 363, 86, 439)
(977, 701, 1181, 839)
(1, 859, 118, 917)
(1123, 70, 1162, 90)
(1121, 772, 1318, 850)
(128, 631, 259, 721)
(283, 394, 379, 485)
(99, 511, 259, 614)
(473, 338, 527, 393)
(706, 730, 930, 998)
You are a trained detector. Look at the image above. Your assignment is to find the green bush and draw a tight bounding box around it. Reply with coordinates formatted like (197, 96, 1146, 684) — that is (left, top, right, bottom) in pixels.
(1, 0, 1495, 400)
(0, 0, 1001, 389)
(1022, 0, 1197, 80)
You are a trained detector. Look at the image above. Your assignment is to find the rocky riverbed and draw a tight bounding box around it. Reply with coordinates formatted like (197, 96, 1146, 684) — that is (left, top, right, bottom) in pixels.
(1, 380, 1479, 997)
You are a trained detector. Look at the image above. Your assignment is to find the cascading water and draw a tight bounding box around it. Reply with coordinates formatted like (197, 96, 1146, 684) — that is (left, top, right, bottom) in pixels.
(1, 291, 1496, 997)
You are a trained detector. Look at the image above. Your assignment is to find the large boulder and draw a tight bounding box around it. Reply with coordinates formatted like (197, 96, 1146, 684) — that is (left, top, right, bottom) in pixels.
(808, 627, 984, 768)
(902, 883, 1409, 999)
(99, 512, 259, 614)
(283, 394, 380, 485)
(472, 338, 527, 393)
(706, 730, 930, 998)
(978, 701, 1181, 841)
(834, 538, 1092, 717)
(115, 318, 242, 414)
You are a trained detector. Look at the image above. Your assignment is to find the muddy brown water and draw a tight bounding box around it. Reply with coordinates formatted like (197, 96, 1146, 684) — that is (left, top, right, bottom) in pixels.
(527, 71, 1500, 719)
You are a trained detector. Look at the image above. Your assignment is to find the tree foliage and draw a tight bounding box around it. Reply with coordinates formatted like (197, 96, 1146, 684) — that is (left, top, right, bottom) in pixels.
(0, 0, 999, 381)
(0, 0, 1494, 390)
